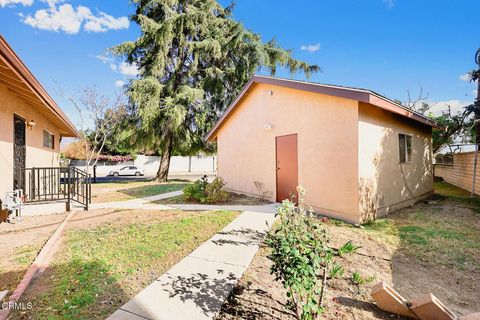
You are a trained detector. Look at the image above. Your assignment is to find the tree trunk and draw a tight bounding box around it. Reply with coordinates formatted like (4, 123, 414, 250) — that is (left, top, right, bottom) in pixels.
(156, 136, 172, 182)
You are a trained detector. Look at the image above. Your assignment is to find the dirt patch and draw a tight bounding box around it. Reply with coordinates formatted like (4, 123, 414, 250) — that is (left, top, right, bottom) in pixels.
(0, 214, 67, 295)
(218, 196, 480, 319)
(218, 227, 401, 320)
(388, 202, 480, 316)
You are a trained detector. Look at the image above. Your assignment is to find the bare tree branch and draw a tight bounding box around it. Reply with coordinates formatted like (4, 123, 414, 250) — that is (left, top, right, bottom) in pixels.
(59, 87, 126, 173)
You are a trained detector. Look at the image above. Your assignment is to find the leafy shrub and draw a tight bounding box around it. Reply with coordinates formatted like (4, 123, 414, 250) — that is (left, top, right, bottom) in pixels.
(205, 177, 230, 203)
(266, 186, 359, 320)
(183, 180, 207, 202)
(183, 176, 230, 204)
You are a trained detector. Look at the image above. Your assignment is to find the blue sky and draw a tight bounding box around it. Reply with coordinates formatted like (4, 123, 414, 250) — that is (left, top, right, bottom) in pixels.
(0, 0, 479, 125)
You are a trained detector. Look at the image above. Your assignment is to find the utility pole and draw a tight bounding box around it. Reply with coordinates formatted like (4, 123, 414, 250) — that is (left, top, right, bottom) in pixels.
(471, 49, 480, 196)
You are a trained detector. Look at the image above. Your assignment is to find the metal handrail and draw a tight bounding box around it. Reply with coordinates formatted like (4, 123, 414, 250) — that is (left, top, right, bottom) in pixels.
(15, 166, 91, 211)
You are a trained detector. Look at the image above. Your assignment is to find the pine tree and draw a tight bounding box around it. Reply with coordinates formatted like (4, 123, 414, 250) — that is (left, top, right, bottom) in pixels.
(113, 0, 319, 181)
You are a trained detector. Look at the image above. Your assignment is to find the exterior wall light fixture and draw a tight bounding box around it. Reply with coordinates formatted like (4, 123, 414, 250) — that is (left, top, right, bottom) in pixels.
(27, 120, 36, 129)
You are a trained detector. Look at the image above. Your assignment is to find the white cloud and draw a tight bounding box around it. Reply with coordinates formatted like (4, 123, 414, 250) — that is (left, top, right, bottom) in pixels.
(0, 0, 33, 7)
(43, 0, 63, 6)
(117, 61, 138, 76)
(428, 100, 470, 117)
(300, 43, 320, 53)
(84, 12, 129, 32)
(24, 4, 86, 34)
(97, 55, 139, 77)
(474, 89, 478, 97)
(22, 2, 129, 34)
(115, 80, 125, 87)
(96, 54, 110, 64)
(459, 73, 471, 82)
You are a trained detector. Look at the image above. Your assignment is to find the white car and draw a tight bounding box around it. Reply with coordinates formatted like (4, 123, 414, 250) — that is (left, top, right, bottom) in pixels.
(109, 166, 145, 177)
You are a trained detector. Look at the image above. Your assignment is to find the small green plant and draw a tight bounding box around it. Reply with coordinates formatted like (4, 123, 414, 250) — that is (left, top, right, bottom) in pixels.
(329, 263, 344, 279)
(183, 180, 207, 202)
(351, 271, 376, 285)
(266, 186, 359, 320)
(183, 176, 230, 204)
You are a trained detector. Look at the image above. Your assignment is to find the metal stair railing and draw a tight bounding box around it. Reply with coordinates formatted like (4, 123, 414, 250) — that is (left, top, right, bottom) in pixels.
(16, 166, 91, 211)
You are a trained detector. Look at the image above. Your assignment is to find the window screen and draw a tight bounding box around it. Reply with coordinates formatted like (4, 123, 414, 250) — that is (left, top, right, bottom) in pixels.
(399, 134, 412, 163)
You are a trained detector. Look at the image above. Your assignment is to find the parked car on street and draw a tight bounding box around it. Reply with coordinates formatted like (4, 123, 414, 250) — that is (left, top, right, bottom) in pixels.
(108, 166, 145, 177)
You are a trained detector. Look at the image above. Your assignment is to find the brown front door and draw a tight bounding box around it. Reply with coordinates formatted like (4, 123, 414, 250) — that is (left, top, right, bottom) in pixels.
(276, 134, 298, 203)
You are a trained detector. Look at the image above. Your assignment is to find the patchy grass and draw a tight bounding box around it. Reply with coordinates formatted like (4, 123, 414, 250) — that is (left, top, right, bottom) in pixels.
(360, 187, 480, 272)
(0, 243, 45, 295)
(0, 215, 66, 295)
(92, 181, 188, 203)
(20, 210, 239, 320)
(435, 181, 480, 212)
(13, 244, 42, 266)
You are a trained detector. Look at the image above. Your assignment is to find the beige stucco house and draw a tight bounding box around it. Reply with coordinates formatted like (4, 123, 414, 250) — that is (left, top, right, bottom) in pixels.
(0, 35, 78, 198)
(206, 76, 437, 224)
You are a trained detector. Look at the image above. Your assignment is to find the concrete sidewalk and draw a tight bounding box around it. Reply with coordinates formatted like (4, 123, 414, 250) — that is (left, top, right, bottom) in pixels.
(107, 208, 277, 320)
(21, 190, 279, 217)
(20, 190, 184, 216)
(91, 191, 279, 214)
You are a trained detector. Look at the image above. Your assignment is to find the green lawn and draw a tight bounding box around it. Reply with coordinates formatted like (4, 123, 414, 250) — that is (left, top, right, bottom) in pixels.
(23, 210, 239, 320)
(92, 181, 188, 203)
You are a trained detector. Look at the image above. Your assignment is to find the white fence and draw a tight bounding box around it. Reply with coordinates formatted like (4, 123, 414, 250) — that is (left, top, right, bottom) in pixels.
(74, 155, 216, 176)
(136, 155, 216, 174)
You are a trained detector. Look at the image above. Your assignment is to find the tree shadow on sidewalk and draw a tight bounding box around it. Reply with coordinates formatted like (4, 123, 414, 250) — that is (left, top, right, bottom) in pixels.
(164, 269, 239, 317)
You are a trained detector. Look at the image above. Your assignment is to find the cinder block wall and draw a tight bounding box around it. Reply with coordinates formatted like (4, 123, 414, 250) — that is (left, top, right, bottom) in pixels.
(434, 152, 480, 195)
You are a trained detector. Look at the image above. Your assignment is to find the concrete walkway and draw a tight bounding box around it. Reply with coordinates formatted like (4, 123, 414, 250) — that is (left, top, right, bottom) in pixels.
(20, 190, 184, 216)
(21, 190, 278, 217)
(107, 207, 278, 320)
(91, 191, 279, 214)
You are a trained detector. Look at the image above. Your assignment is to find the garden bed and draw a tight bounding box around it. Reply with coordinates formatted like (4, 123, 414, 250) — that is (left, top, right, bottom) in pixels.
(217, 182, 480, 319)
(11, 208, 239, 319)
(155, 191, 271, 206)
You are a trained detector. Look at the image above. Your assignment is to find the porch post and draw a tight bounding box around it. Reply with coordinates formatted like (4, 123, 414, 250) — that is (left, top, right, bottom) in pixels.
(66, 167, 71, 212)
(31, 167, 35, 200)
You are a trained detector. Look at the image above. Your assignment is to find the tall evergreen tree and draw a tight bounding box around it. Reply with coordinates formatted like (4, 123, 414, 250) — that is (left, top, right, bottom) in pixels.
(113, 0, 319, 181)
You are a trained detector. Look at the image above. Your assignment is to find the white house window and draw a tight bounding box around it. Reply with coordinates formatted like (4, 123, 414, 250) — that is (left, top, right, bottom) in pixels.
(43, 130, 54, 149)
(399, 134, 412, 163)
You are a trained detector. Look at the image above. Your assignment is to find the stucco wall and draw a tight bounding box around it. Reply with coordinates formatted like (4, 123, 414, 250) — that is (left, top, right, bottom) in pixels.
(434, 152, 480, 195)
(0, 83, 61, 197)
(358, 102, 433, 222)
(216, 83, 360, 223)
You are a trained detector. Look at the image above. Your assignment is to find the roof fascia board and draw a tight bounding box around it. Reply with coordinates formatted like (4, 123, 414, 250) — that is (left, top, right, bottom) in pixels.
(0, 36, 79, 137)
(206, 75, 439, 141)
